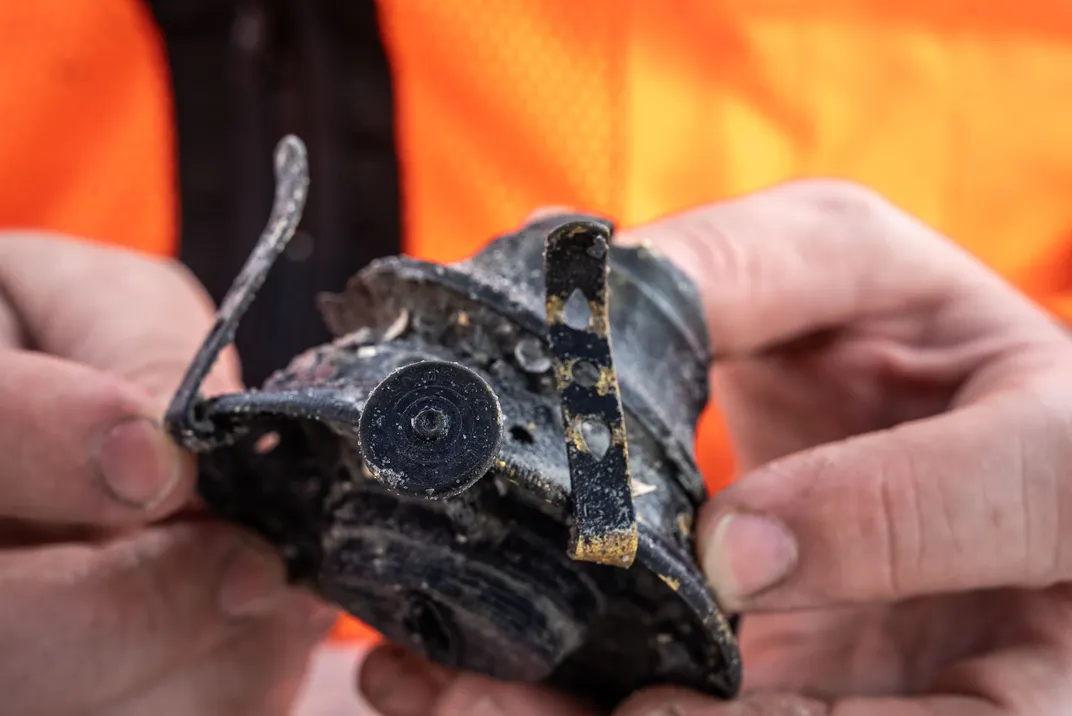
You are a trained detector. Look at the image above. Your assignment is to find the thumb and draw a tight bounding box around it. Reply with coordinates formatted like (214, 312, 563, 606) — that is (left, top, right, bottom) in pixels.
(695, 378, 1072, 612)
(0, 233, 241, 402)
(0, 350, 196, 524)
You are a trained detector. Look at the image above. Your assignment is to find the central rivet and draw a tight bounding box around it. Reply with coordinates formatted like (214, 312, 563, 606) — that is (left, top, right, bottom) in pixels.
(412, 407, 450, 440)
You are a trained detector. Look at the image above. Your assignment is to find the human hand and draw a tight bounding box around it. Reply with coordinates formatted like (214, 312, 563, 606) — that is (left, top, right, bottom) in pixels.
(355, 180, 1072, 715)
(0, 233, 335, 716)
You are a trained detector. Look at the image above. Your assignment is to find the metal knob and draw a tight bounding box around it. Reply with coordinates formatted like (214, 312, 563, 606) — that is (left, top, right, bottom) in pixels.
(357, 360, 504, 499)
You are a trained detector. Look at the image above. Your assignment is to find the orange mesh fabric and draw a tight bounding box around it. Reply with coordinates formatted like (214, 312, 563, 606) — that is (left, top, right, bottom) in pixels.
(378, 0, 1072, 492)
(0, 0, 176, 257)
(378, 2, 629, 264)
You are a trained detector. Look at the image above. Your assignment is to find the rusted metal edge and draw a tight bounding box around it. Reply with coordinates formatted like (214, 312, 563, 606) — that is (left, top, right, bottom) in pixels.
(544, 220, 639, 568)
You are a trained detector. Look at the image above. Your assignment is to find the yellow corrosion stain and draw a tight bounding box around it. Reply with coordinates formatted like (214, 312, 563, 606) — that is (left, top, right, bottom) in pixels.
(563, 419, 587, 454)
(658, 574, 681, 591)
(711, 611, 738, 646)
(677, 512, 694, 539)
(553, 359, 571, 389)
(545, 293, 565, 324)
(588, 299, 609, 335)
(570, 526, 638, 568)
(594, 364, 616, 396)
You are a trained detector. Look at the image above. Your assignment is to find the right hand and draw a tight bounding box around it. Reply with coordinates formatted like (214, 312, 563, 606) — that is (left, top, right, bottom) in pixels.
(358, 181, 1072, 716)
(0, 234, 335, 716)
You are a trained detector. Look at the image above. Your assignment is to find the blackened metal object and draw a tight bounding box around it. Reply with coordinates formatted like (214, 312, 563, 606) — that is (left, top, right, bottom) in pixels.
(165, 136, 742, 707)
(358, 361, 503, 499)
(545, 223, 638, 569)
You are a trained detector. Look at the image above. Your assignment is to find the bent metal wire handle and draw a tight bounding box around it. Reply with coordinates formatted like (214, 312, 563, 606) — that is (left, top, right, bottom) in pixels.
(544, 222, 639, 569)
(165, 135, 310, 450)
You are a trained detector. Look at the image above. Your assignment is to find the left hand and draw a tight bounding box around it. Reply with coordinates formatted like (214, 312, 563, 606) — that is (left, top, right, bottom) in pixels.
(354, 181, 1072, 715)
(0, 234, 336, 716)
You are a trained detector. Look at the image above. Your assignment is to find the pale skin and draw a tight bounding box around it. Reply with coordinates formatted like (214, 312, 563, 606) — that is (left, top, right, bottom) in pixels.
(0, 234, 336, 715)
(5, 178, 1071, 715)
(357, 181, 1072, 716)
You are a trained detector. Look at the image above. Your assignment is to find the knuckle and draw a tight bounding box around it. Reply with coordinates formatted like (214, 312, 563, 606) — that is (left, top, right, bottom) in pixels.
(681, 211, 758, 287)
(657, 208, 769, 347)
(782, 177, 890, 221)
(777, 178, 910, 253)
(91, 371, 154, 417)
(854, 469, 902, 600)
(1023, 389, 1072, 585)
(804, 439, 918, 600)
(97, 256, 242, 397)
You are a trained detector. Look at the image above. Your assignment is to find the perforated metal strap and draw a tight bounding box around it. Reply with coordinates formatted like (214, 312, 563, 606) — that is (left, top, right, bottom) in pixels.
(544, 220, 638, 568)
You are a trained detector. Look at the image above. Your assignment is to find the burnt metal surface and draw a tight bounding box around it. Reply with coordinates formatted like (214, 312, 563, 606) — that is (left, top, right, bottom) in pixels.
(165, 135, 742, 707)
(357, 360, 503, 498)
(545, 222, 638, 568)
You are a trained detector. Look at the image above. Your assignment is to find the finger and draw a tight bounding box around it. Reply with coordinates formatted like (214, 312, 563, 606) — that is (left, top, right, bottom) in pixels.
(98, 592, 335, 716)
(614, 179, 1050, 357)
(293, 642, 375, 716)
(358, 645, 598, 716)
(0, 520, 292, 715)
(0, 350, 194, 522)
(697, 382, 1072, 611)
(359, 645, 453, 716)
(0, 232, 240, 400)
(614, 688, 999, 716)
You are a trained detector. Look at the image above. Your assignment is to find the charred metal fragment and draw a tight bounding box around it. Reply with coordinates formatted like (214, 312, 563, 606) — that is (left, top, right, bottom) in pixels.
(165, 134, 742, 707)
(357, 360, 503, 499)
(544, 222, 638, 568)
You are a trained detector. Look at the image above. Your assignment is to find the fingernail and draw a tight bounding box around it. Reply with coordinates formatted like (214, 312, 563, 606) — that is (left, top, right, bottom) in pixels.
(703, 512, 798, 608)
(359, 645, 447, 716)
(218, 539, 288, 618)
(96, 417, 184, 509)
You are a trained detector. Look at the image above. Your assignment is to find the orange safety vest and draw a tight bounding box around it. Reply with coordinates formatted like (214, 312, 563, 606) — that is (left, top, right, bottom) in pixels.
(4, 0, 1072, 642)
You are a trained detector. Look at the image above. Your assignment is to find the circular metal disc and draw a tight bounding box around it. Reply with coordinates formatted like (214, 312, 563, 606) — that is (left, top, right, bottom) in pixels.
(358, 360, 503, 498)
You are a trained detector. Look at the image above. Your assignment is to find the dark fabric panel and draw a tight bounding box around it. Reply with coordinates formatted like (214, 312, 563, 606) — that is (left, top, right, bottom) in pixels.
(146, 0, 402, 386)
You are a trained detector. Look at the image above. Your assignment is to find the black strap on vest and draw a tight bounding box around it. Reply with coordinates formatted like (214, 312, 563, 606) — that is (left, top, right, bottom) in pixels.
(146, 0, 402, 386)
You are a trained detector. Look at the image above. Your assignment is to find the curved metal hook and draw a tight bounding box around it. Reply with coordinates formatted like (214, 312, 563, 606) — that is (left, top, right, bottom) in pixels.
(165, 135, 310, 450)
